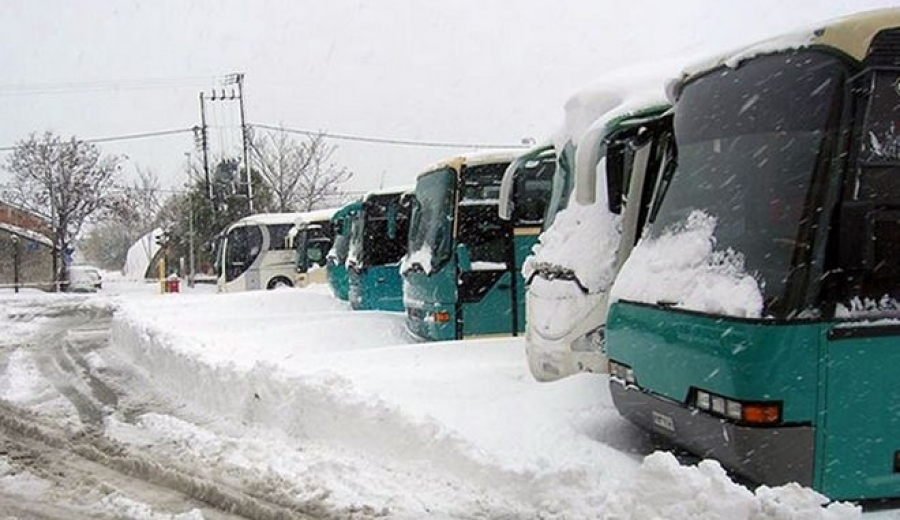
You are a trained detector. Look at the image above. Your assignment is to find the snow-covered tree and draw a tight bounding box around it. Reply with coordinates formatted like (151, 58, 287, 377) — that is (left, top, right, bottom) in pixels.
(4, 132, 122, 289)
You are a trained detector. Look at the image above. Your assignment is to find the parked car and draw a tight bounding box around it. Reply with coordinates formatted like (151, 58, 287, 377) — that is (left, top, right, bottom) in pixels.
(68, 266, 102, 292)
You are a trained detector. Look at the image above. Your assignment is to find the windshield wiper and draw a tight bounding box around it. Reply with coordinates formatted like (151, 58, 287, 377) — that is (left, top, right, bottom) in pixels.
(532, 262, 590, 294)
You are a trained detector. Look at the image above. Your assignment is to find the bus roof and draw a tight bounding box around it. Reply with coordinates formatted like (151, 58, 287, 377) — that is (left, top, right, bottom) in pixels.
(228, 212, 311, 229)
(417, 149, 523, 180)
(363, 184, 415, 200)
(675, 8, 900, 91)
(293, 207, 340, 226)
(556, 56, 686, 149)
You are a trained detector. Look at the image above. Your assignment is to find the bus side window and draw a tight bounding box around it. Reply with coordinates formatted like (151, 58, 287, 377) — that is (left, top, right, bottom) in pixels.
(837, 70, 900, 318)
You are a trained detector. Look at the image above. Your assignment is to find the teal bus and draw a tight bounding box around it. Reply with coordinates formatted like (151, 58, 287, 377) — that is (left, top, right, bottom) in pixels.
(326, 200, 362, 301)
(347, 186, 413, 311)
(606, 9, 900, 500)
(402, 150, 552, 340)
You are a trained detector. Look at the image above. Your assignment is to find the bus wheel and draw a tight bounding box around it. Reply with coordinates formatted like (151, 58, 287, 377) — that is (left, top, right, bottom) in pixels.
(267, 277, 294, 290)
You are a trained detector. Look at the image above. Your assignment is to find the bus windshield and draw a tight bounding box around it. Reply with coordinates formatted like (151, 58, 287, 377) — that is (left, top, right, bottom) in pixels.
(224, 224, 263, 282)
(511, 151, 554, 225)
(408, 168, 456, 271)
(650, 51, 844, 317)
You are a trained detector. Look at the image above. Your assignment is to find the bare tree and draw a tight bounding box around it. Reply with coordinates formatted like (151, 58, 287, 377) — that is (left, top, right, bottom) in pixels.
(110, 166, 164, 235)
(251, 127, 352, 212)
(4, 132, 122, 289)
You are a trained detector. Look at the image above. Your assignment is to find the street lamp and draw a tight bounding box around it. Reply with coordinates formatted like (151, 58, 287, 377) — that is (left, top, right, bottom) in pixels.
(10, 235, 19, 294)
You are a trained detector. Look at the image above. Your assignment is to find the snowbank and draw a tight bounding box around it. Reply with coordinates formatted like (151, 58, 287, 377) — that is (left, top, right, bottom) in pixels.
(605, 452, 858, 520)
(101, 283, 862, 518)
(611, 210, 764, 319)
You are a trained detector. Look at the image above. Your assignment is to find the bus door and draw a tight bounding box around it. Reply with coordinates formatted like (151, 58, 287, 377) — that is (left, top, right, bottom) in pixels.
(820, 65, 900, 499)
(455, 163, 515, 338)
(508, 153, 554, 331)
(456, 202, 514, 337)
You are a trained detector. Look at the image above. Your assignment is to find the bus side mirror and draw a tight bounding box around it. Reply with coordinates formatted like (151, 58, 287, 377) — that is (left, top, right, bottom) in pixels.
(498, 163, 516, 221)
(456, 243, 472, 273)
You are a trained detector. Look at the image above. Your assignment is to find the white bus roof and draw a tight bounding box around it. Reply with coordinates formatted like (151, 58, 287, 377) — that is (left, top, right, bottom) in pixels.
(675, 8, 900, 88)
(225, 208, 340, 233)
(293, 207, 340, 226)
(417, 149, 523, 179)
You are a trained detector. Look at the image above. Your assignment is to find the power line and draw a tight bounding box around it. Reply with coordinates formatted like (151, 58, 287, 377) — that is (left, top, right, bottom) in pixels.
(0, 124, 528, 153)
(0, 76, 226, 96)
(253, 123, 528, 150)
(0, 128, 196, 152)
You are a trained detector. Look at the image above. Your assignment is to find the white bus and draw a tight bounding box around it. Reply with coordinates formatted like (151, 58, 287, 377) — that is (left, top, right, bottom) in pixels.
(217, 209, 336, 293)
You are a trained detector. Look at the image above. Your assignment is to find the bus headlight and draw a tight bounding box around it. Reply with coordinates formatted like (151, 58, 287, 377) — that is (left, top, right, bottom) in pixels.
(608, 361, 636, 385)
(692, 388, 781, 425)
(696, 390, 711, 410)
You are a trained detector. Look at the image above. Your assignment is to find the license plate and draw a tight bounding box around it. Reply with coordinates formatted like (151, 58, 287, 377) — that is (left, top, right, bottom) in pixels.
(652, 411, 675, 432)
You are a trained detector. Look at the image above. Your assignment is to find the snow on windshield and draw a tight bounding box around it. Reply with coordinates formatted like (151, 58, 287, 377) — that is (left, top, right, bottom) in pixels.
(611, 210, 764, 318)
(523, 160, 622, 295)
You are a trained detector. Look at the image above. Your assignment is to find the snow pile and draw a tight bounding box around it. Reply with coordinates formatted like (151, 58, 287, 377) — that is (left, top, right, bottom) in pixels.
(611, 210, 764, 318)
(835, 295, 900, 319)
(605, 452, 860, 520)
(524, 193, 621, 293)
(98, 493, 204, 520)
(552, 57, 685, 151)
(105, 283, 860, 517)
(123, 228, 162, 280)
(399, 247, 433, 275)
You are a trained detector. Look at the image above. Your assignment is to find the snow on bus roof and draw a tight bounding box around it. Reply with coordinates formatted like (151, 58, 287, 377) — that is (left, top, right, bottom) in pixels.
(417, 149, 523, 178)
(293, 207, 340, 225)
(363, 184, 415, 199)
(227, 209, 340, 231)
(674, 8, 900, 91)
(554, 56, 686, 151)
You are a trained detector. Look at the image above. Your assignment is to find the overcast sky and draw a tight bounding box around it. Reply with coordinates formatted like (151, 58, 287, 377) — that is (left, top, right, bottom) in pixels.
(1, 0, 897, 195)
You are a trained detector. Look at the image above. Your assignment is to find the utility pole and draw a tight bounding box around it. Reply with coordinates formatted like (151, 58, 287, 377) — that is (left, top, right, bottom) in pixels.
(198, 93, 212, 202)
(233, 73, 253, 214)
(10, 235, 19, 294)
(185, 152, 196, 287)
(200, 72, 252, 216)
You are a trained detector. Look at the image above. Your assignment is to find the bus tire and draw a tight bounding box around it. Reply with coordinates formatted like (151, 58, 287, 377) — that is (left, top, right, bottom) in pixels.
(267, 277, 294, 290)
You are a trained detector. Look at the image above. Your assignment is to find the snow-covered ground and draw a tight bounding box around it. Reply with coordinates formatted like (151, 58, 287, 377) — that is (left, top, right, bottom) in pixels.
(0, 281, 890, 518)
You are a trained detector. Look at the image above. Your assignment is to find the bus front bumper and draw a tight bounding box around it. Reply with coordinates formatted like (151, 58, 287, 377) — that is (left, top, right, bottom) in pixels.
(610, 381, 815, 487)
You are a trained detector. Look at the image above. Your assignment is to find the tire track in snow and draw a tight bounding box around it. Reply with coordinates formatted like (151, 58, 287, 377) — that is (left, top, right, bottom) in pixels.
(0, 300, 347, 520)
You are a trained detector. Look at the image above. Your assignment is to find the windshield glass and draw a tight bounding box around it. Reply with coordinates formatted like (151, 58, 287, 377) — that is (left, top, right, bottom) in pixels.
(651, 51, 844, 317)
(408, 168, 456, 271)
(460, 163, 508, 202)
(543, 142, 575, 229)
(512, 150, 554, 226)
(363, 193, 410, 267)
(224, 224, 263, 282)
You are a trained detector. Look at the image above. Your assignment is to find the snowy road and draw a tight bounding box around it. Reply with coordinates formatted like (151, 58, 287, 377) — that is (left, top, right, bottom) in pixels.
(0, 297, 337, 519)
